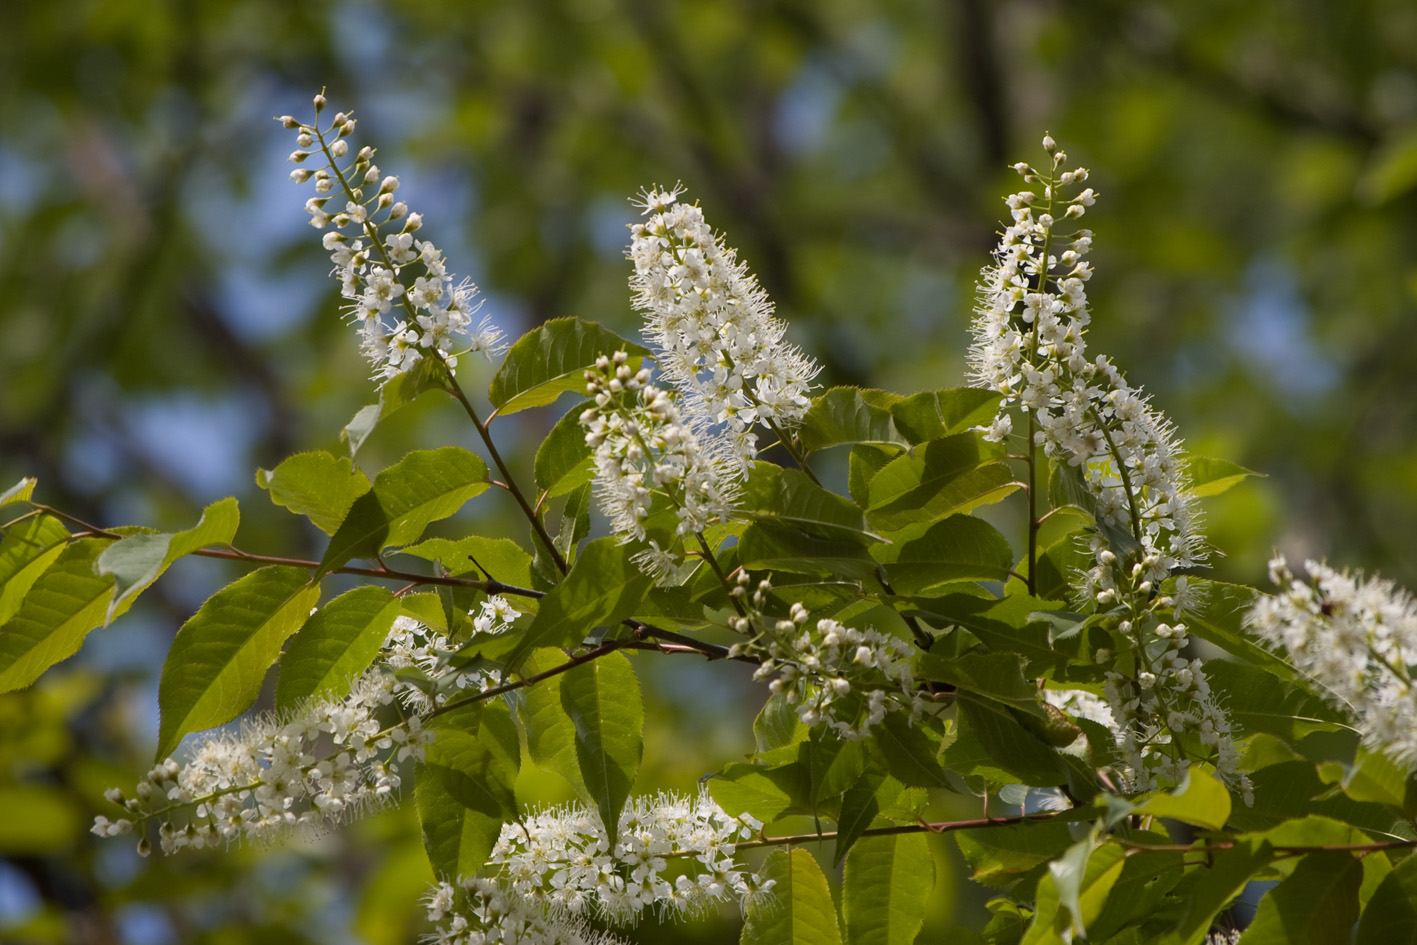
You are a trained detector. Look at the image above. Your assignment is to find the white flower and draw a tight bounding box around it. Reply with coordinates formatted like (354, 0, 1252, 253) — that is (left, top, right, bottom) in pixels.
(629, 186, 819, 471)
(1249, 556, 1417, 768)
(282, 96, 505, 385)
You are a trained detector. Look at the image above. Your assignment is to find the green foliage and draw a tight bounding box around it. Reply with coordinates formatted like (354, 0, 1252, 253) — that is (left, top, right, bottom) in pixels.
(742, 849, 842, 945)
(155, 566, 320, 759)
(274, 585, 402, 710)
(559, 650, 643, 839)
(488, 318, 650, 416)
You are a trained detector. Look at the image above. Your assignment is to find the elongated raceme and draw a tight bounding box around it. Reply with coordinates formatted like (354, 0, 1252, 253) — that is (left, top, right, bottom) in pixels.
(629, 185, 819, 471)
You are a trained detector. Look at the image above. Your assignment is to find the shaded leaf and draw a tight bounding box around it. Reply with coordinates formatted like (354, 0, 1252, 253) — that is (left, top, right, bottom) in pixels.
(319, 447, 491, 574)
(426, 701, 520, 820)
(535, 400, 596, 498)
(799, 387, 910, 454)
(889, 388, 1002, 444)
(519, 648, 589, 797)
(415, 763, 503, 879)
(1239, 852, 1361, 945)
(874, 515, 1014, 594)
(1356, 852, 1417, 944)
(503, 538, 651, 671)
(562, 650, 643, 838)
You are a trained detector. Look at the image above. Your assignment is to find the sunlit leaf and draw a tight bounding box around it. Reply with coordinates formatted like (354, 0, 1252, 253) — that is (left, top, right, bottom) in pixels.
(275, 585, 402, 711)
(155, 566, 320, 760)
(843, 833, 933, 945)
(257, 451, 372, 534)
(742, 848, 842, 945)
(488, 318, 649, 416)
(96, 496, 239, 622)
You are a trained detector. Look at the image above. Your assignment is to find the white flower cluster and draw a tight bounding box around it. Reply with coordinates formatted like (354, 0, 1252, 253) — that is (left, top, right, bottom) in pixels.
(730, 575, 926, 739)
(281, 94, 503, 385)
(426, 878, 630, 945)
(629, 185, 819, 469)
(967, 137, 1205, 596)
(580, 350, 736, 575)
(1249, 556, 1417, 767)
(385, 599, 520, 712)
(92, 605, 516, 854)
(1099, 615, 1250, 802)
(968, 138, 1247, 800)
(465, 791, 771, 928)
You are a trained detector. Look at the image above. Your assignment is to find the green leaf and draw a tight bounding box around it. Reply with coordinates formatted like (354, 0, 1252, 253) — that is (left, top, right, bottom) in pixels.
(275, 586, 402, 711)
(0, 514, 69, 625)
(519, 648, 589, 797)
(918, 652, 1040, 712)
(906, 594, 1065, 677)
(801, 733, 866, 805)
(340, 361, 449, 457)
(415, 763, 502, 879)
(743, 465, 879, 543)
(954, 697, 1067, 787)
(561, 650, 643, 838)
(1184, 580, 1307, 686)
(889, 388, 1002, 444)
(873, 515, 1014, 594)
(849, 445, 894, 507)
(739, 520, 878, 579)
(504, 538, 652, 671)
(426, 701, 520, 820)
(1231, 761, 1402, 836)
(1158, 837, 1273, 945)
(488, 318, 650, 416)
(0, 538, 118, 693)
(96, 496, 240, 622)
(742, 848, 842, 945)
(709, 762, 801, 823)
(956, 819, 1076, 887)
(1022, 841, 1126, 944)
(535, 400, 596, 499)
(1356, 852, 1417, 944)
(1203, 659, 1344, 747)
(799, 387, 910, 454)
(1085, 846, 1185, 942)
(1359, 125, 1417, 204)
(0, 477, 38, 507)
(257, 451, 372, 535)
(867, 435, 1019, 532)
(1134, 766, 1231, 832)
(755, 693, 806, 753)
(1240, 852, 1361, 945)
(843, 833, 934, 945)
(319, 447, 491, 575)
(155, 566, 320, 760)
(871, 713, 950, 789)
(832, 771, 896, 866)
(1183, 456, 1263, 498)
(398, 535, 534, 589)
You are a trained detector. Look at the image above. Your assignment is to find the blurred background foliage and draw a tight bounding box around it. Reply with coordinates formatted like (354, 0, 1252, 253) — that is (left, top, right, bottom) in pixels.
(2, 0, 1416, 941)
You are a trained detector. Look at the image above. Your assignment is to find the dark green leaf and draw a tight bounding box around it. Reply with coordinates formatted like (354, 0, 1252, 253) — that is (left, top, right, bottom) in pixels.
(503, 538, 652, 671)
(738, 519, 878, 579)
(832, 770, 894, 866)
(257, 451, 372, 535)
(956, 819, 1076, 887)
(426, 701, 520, 820)
(849, 445, 894, 507)
(872, 713, 950, 789)
(917, 652, 1040, 713)
(743, 465, 878, 543)
(799, 387, 910, 454)
(1203, 659, 1344, 747)
(1356, 852, 1417, 944)
(800, 732, 865, 805)
(519, 648, 589, 797)
(889, 388, 1002, 444)
(561, 650, 643, 839)
(954, 696, 1068, 786)
(843, 833, 934, 945)
(275, 586, 401, 711)
(867, 435, 1020, 532)
(874, 514, 1014, 594)
(1240, 852, 1361, 945)
(1184, 579, 1306, 685)
(156, 566, 320, 759)
(415, 763, 503, 879)
(488, 317, 650, 416)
